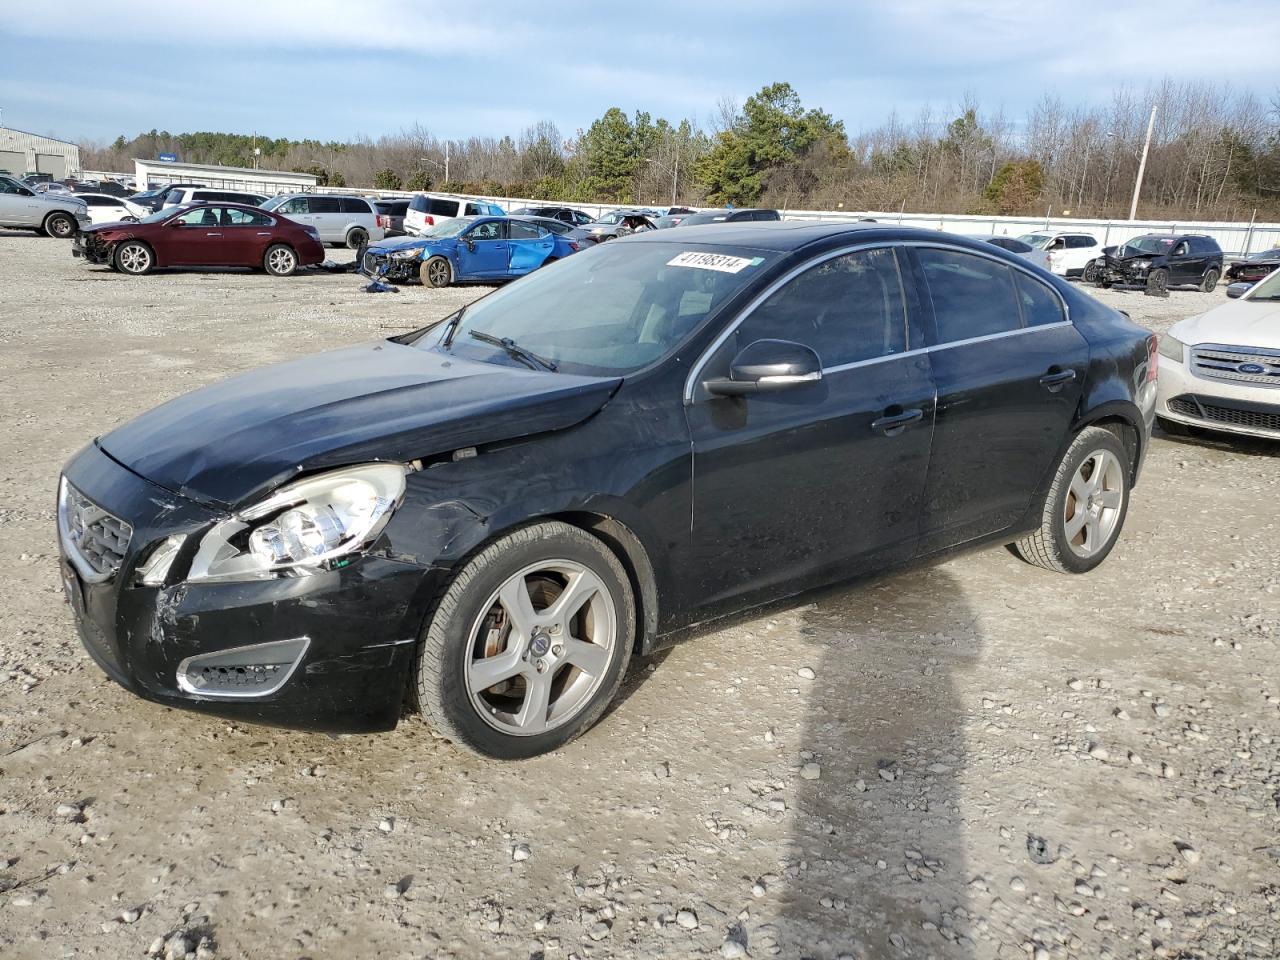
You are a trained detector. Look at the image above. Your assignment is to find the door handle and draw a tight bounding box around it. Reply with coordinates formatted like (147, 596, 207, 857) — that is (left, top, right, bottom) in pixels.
(871, 407, 924, 436)
(256, 232, 271, 236)
(1039, 369, 1076, 392)
(205, 232, 222, 237)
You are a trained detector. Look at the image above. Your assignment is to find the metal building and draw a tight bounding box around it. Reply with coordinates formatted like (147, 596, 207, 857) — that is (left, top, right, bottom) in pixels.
(133, 159, 318, 195)
(0, 127, 81, 179)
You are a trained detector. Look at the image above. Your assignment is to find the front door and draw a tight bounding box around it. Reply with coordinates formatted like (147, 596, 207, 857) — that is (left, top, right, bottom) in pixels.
(167, 206, 227, 265)
(911, 245, 1090, 552)
(457, 220, 509, 277)
(0, 176, 39, 225)
(684, 245, 935, 615)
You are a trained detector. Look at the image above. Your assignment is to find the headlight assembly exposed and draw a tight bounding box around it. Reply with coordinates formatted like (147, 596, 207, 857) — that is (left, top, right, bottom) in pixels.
(389, 247, 426, 261)
(187, 463, 407, 582)
(1158, 333, 1185, 363)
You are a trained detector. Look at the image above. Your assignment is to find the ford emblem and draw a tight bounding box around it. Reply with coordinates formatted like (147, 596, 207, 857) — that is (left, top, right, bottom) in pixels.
(1237, 362, 1266, 375)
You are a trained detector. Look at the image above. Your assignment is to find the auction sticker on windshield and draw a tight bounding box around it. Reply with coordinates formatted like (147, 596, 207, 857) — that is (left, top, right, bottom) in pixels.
(667, 251, 761, 273)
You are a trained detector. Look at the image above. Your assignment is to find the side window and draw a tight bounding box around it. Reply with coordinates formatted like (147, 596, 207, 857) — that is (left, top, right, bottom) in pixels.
(82, 195, 106, 205)
(466, 220, 506, 241)
(278, 197, 306, 215)
(1171, 241, 1188, 257)
(464, 202, 483, 216)
(309, 197, 342, 214)
(175, 206, 223, 227)
(1066, 235, 1095, 249)
(734, 247, 910, 368)
(224, 208, 271, 226)
(919, 248, 1023, 342)
(430, 198, 460, 217)
(164, 189, 184, 204)
(1014, 272, 1065, 327)
(509, 220, 543, 240)
(340, 197, 371, 214)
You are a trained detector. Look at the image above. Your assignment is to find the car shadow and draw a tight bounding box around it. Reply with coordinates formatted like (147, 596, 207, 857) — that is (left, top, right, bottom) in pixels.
(1154, 423, 1280, 458)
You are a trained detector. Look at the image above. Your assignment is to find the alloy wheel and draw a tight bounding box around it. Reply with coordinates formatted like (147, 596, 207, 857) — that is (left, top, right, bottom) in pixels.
(1063, 449, 1124, 559)
(427, 258, 450, 286)
(49, 215, 74, 238)
(119, 244, 150, 273)
(464, 559, 617, 736)
(268, 247, 296, 274)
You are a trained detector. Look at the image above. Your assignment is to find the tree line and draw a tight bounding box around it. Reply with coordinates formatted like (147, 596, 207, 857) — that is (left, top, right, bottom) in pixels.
(80, 79, 1280, 221)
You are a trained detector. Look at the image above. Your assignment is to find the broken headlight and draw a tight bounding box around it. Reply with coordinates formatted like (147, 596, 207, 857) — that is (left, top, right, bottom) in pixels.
(187, 463, 407, 582)
(389, 247, 425, 261)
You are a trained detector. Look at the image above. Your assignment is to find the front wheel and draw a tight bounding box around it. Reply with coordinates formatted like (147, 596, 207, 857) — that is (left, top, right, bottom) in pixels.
(43, 212, 77, 239)
(345, 227, 368, 250)
(264, 243, 298, 277)
(1199, 267, 1220, 293)
(1082, 261, 1100, 284)
(1011, 426, 1131, 574)
(1145, 267, 1169, 297)
(421, 255, 452, 288)
(413, 521, 636, 759)
(113, 240, 153, 275)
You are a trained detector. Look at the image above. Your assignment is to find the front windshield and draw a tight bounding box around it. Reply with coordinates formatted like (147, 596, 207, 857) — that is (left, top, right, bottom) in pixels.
(260, 196, 287, 211)
(1017, 233, 1052, 249)
(419, 242, 774, 375)
(1121, 236, 1175, 256)
(422, 217, 473, 238)
(1249, 248, 1280, 261)
(141, 206, 186, 223)
(1247, 269, 1280, 301)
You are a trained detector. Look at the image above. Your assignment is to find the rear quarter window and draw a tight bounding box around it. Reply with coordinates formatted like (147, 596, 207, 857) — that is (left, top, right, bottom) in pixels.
(1014, 272, 1066, 327)
(340, 197, 372, 214)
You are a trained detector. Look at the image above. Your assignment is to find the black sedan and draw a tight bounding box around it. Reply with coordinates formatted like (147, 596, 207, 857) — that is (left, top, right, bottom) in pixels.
(58, 223, 1156, 759)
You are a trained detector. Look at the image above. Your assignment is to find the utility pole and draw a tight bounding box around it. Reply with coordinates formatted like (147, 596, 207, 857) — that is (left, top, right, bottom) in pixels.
(1129, 105, 1157, 221)
(444, 142, 449, 185)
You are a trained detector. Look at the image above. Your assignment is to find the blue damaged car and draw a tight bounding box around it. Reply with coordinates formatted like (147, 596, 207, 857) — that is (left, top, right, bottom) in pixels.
(360, 216, 582, 286)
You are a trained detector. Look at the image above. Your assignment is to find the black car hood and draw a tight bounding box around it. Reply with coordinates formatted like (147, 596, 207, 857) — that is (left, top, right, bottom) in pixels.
(98, 342, 621, 508)
(1107, 250, 1161, 262)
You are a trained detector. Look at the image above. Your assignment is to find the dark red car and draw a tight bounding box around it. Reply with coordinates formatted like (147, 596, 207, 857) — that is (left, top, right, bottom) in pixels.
(72, 202, 326, 277)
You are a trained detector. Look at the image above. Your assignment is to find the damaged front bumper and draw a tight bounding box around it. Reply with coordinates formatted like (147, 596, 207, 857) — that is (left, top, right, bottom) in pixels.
(359, 249, 422, 283)
(57, 443, 444, 732)
(71, 232, 111, 265)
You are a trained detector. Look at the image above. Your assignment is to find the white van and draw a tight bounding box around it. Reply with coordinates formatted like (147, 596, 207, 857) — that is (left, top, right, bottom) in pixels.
(161, 187, 269, 211)
(261, 194, 384, 248)
(405, 194, 505, 236)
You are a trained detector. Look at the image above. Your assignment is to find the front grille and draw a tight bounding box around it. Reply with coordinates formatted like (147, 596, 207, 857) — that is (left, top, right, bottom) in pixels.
(1190, 344, 1280, 387)
(59, 479, 133, 580)
(1168, 394, 1280, 433)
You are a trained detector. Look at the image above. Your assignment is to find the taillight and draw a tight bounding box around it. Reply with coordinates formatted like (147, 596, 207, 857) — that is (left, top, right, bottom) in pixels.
(1147, 336, 1159, 383)
(423, 215, 434, 226)
(376, 214, 389, 228)
(568, 241, 579, 252)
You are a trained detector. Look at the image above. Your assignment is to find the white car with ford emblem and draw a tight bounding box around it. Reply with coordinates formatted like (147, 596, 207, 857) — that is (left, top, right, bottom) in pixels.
(1156, 271, 1280, 440)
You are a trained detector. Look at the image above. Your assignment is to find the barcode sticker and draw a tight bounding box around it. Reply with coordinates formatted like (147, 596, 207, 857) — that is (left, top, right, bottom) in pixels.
(666, 251, 756, 273)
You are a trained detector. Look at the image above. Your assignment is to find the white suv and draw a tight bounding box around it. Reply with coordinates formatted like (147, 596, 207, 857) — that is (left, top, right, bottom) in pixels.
(261, 194, 385, 248)
(161, 187, 269, 210)
(1017, 232, 1101, 278)
(0, 174, 91, 237)
(405, 194, 504, 236)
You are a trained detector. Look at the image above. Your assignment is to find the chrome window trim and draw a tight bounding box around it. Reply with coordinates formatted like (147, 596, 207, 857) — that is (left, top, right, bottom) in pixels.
(684, 239, 1074, 404)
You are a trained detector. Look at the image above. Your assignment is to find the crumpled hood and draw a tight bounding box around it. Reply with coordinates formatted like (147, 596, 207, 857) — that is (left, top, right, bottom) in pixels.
(1171, 299, 1280, 352)
(98, 342, 621, 508)
(366, 236, 434, 255)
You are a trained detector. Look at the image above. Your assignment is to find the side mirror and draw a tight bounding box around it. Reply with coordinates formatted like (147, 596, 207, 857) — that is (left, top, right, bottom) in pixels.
(705, 339, 822, 397)
(1225, 282, 1251, 299)
(462, 238, 475, 251)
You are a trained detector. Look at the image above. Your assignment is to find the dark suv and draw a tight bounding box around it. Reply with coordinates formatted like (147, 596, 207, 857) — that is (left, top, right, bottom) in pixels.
(510, 205, 593, 226)
(1093, 234, 1224, 296)
(58, 224, 1156, 759)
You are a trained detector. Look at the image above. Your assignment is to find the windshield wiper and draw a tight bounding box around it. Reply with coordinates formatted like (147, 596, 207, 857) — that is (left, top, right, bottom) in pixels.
(468, 330, 558, 372)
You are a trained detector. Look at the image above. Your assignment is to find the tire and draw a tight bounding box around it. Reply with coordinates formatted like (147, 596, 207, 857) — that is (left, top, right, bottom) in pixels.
(43, 212, 76, 239)
(264, 244, 298, 277)
(1145, 267, 1169, 297)
(1011, 426, 1132, 574)
(1082, 261, 1100, 284)
(1156, 416, 1192, 437)
(345, 227, 368, 250)
(421, 255, 452, 288)
(1199, 267, 1220, 293)
(413, 521, 636, 759)
(113, 240, 154, 275)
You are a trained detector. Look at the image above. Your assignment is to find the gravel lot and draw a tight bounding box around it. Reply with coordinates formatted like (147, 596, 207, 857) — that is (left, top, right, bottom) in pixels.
(1, 233, 1277, 960)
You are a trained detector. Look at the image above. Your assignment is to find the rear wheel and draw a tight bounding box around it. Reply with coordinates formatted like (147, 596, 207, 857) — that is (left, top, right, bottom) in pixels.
(413, 521, 636, 758)
(1199, 267, 1220, 293)
(345, 227, 368, 250)
(43, 212, 76, 239)
(264, 243, 298, 277)
(113, 241, 153, 275)
(422, 255, 452, 288)
(1012, 426, 1131, 574)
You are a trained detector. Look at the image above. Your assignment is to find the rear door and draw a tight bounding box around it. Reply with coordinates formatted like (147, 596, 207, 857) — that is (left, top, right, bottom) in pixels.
(456, 219, 509, 277)
(1167, 240, 1197, 285)
(685, 244, 936, 612)
(507, 220, 556, 274)
(911, 244, 1090, 552)
(221, 207, 276, 266)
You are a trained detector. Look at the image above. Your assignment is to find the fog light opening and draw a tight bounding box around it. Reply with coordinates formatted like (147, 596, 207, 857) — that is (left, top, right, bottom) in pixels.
(176, 637, 309, 699)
